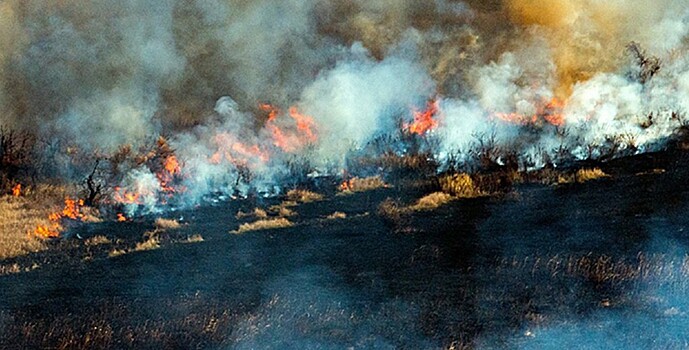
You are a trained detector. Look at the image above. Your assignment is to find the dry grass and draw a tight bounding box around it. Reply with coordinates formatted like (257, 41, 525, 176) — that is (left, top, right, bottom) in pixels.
(134, 237, 160, 251)
(410, 192, 454, 211)
(154, 217, 181, 230)
(84, 235, 111, 246)
(575, 168, 609, 183)
(326, 211, 347, 220)
(439, 173, 483, 198)
(236, 208, 268, 219)
(182, 234, 204, 243)
(285, 189, 323, 203)
(108, 248, 128, 258)
(0, 196, 50, 259)
(340, 176, 388, 193)
(233, 218, 294, 234)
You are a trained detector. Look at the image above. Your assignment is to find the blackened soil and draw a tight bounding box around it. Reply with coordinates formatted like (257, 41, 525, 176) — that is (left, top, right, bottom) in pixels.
(2, 152, 689, 348)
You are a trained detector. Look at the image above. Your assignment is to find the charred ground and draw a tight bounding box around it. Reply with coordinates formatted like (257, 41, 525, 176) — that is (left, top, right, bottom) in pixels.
(0, 148, 689, 348)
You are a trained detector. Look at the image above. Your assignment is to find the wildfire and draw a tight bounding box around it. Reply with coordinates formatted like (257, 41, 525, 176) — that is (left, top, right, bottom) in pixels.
(113, 187, 142, 205)
(33, 197, 86, 238)
(11, 184, 21, 197)
(261, 103, 318, 152)
(494, 97, 566, 127)
(406, 100, 440, 135)
(117, 213, 127, 222)
(158, 155, 181, 193)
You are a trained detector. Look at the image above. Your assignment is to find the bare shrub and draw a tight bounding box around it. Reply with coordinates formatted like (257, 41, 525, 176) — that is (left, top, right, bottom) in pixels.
(233, 218, 293, 234)
(285, 189, 323, 203)
(575, 168, 608, 183)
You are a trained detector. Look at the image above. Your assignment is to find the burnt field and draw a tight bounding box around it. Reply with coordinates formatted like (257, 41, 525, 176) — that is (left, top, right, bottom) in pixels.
(1, 151, 689, 349)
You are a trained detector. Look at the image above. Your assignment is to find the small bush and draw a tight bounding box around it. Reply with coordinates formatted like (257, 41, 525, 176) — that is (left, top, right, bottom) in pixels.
(575, 168, 608, 183)
(285, 189, 323, 203)
(233, 218, 293, 234)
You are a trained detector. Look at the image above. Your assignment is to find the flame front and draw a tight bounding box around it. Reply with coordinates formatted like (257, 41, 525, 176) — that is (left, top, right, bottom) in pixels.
(33, 197, 86, 238)
(406, 100, 440, 135)
(494, 97, 566, 127)
(11, 184, 21, 197)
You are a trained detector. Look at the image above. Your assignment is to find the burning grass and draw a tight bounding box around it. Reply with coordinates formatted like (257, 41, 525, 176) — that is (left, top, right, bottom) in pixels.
(233, 218, 294, 234)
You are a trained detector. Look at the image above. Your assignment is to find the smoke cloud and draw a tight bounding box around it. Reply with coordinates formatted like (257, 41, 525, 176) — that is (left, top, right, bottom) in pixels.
(0, 0, 687, 205)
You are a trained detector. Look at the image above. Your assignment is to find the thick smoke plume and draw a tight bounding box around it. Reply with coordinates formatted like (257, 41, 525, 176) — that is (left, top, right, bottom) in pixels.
(1, 1, 689, 207)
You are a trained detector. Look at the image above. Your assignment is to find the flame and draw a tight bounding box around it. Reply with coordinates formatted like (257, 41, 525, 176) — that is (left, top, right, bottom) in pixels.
(33, 197, 86, 238)
(494, 97, 566, 127)
(339, 179, 352, 192)
(117, 213, 127, 222)
(262, 103, 318, 152)
(113, 186, 142, 205)
(11, 184, 21, 197)
(157, 155, 181, 193)
(406, 100, 440, 135)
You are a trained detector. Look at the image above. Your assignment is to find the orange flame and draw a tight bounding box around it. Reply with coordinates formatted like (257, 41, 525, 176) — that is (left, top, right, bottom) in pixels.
(494, 97, 565, 127)
(406, 100, 440, 135)
(262, 103, 318, 152)
(33, 197, 86, 238)
(117, 213, 127, 222)
(11, 184, 21, 197)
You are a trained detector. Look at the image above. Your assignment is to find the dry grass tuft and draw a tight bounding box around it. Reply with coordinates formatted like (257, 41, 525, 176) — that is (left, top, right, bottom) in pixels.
(154, 218, 181, 230)
(236, 208, 268, 219)
(84, 235, 111, 246)
(439, 173, 483, 198)
(326, 211, 347, 220)
(135, 237, 160, 251)
(182, 234, 204, 243)
(286, 189, 323, 203)
(108, 248, 128, 258)
(340, 176, 388, 193)
(410, 192, 454, 211)
(233, 218, 294, 234)
(575, 168, 609, 183)
(0, 196, 51, 259)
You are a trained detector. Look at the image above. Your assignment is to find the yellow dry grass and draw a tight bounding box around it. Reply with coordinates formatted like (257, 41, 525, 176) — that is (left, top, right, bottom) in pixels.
(135, 237, 160, 251)
(575, 168, 609, 183)
(340, 176, 388, 193)
(439, 173, 483, 198)
(233, 218, 293, 234)
(236, 208, 268, 219)
(410, 192, 454, 211)
(0, 196, 50, 260)
(154, 218, 181, 230)
(84, 235, 111, 246)
(285, 189, 323, 203)
(326, 211, 347, 220)
(182, 234, 204, 243)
